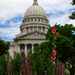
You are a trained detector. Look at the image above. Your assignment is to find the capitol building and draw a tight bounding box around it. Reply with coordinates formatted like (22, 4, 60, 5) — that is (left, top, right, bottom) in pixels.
(9, 0, 49, 58)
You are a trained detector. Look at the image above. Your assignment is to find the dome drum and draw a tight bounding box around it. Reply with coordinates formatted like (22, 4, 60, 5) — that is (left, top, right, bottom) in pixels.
(23, 16, 48, 23)
(20, 25, 48, 34)
(20, 0, 49, 35)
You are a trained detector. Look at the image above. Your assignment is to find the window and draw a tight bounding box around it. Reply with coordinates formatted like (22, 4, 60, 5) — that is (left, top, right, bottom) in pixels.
(39, 19, 40, 22)
(26, 27, 29, 32)
(22, 18, 26, 22)
(31, 18, 33, 22)
(35, 18, 37, 21)
(22, 19, 24, 22)
(20, 44, 25, 52)
(43, 27, 45, 31)
(39, 27, 41, 31)
(27, 44, 32, 53)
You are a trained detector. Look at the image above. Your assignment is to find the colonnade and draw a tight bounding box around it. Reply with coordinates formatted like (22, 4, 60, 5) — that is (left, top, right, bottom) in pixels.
(19, 43, 39, 57)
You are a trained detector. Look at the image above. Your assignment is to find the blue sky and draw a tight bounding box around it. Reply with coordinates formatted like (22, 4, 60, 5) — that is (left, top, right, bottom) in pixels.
(0, 0, 75, 41)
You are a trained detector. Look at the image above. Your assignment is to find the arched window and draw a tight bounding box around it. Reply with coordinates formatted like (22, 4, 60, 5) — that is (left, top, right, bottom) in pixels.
(43, 27, 45, 31)
(23, 18, 26, 22)
(40, 19, 41, 22)
(22, 19, 24, 22)
(38, 18, 40, 22)
(31, 18, 33, 22)
(26, 27, 29, 32)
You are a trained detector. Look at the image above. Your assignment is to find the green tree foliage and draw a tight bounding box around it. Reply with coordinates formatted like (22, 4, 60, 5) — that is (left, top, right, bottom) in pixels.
(0, 40, 10, 74)
(69, 12, 75, 19)
(32, 42, 54, 75)
(0, 40, 10, 55)
(0, 55, 6, 75)
(69, 0, 75, 19)
(12, 53, 21, 75)
(31, 24, 75, 75)
(72, 0, 75, 5)
(48, 24, 75, 63)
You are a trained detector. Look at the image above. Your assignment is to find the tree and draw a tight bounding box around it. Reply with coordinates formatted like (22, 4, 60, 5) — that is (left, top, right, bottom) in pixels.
(72, 0, 75, 5)
(0, 40, 10, 55)
(52, 24, 75, 63)
(31, 42, 54, 75)
(69, 12, 75, 19)
(0, 55, 6, 75)
(31, 24, 75, 75)
(12, 53, 21, 75)
(69, 0, 75, 19)
(0, 40, 10, 74)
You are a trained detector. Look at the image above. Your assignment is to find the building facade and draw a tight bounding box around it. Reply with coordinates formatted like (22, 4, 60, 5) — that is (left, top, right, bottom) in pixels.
(9, 0, 49, 58)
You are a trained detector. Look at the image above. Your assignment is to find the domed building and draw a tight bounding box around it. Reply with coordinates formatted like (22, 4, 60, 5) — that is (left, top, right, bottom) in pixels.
(9, 0, 49, 58)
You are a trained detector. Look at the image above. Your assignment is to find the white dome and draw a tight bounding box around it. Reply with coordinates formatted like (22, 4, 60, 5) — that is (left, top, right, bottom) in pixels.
(25, 5, 46, 16)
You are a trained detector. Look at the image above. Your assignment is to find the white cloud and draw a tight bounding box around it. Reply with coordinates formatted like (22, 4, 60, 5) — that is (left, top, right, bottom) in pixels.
(0, 27, 20, 35)
(0, 27, 20, 41)
(0, 0, 72, 17)
(0, 0, 32, 17)
(0, 0, 75, 40)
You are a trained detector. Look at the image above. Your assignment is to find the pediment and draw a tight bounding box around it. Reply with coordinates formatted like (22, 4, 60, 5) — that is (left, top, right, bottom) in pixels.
(16, 32, 46, 40)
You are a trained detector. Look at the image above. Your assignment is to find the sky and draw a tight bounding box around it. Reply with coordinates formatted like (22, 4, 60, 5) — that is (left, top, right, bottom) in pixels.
(0, 0, 75, 41)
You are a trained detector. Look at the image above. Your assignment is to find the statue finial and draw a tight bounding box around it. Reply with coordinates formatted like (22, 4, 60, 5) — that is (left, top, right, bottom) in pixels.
(33, 0, 38, 5)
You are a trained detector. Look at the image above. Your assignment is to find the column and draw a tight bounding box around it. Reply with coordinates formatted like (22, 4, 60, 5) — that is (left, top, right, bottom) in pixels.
(32, 44, 34, 54)
(17, 45, 20, 53)
(25, 44, 28, 57)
